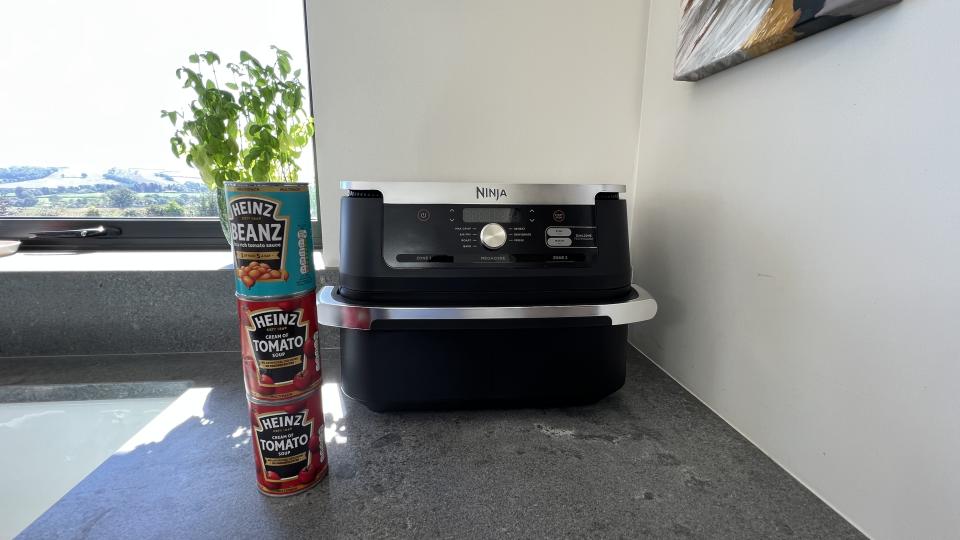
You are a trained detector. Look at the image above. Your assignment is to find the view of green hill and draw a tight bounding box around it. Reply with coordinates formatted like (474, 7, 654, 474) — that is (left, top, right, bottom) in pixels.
(0, 165, 215, 218)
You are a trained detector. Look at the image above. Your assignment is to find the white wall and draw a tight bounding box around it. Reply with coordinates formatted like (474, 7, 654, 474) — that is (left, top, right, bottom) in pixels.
(630, 1, 960, 538)
(305, 0, 649, 265)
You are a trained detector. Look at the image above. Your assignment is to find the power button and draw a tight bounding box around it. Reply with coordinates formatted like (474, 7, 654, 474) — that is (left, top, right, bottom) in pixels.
(417, 209, 431, 222)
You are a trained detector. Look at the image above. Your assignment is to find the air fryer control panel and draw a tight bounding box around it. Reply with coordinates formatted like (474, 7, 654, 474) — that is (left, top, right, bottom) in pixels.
(383, 204, 598, 268)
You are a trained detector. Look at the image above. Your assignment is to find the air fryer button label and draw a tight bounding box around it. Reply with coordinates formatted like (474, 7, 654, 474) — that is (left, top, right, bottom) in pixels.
(477, 254, 511, 263)
(545, 226, 596, 248)
(506, 226, 532, 245)
(548, 253, 585, 262)
(396, 254, 454, 263)
(573, 229, 595, 244)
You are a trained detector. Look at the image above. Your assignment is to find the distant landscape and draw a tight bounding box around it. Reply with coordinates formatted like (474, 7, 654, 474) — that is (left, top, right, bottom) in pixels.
(0, 165, 217, 218)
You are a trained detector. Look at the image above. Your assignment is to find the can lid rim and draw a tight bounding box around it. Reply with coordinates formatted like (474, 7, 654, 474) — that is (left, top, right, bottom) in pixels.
(236, 288, 318, 302)
(246, 386, 322, 406)
(224, 181, 310, 188)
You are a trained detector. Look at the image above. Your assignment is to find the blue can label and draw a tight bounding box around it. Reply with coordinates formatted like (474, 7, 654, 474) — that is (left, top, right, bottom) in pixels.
(226, 183, 315, 298)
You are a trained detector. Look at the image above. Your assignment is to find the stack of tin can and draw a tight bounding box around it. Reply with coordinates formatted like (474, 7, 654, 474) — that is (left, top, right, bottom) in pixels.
(224, 182, 328, 497)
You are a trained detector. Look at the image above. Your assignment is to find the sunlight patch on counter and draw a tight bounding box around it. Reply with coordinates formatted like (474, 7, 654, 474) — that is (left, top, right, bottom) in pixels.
(322, 382, 347, 444)
(117, 387, 212, 454)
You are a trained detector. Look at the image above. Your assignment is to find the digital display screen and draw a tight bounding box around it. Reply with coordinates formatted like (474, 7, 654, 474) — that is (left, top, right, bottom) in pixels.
(462, 207, 520, 223)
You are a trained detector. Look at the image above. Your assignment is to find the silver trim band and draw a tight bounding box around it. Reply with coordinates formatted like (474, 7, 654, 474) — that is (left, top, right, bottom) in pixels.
(316, 285, 657, 330)
(340, 181, 625, 205)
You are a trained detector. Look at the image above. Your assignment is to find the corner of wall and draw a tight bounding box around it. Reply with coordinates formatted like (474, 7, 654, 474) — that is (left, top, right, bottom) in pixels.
(628, 0, 659, 354)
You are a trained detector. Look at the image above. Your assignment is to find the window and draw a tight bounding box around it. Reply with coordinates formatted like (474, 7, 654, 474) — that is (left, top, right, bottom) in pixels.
(0, 0, 319, 250)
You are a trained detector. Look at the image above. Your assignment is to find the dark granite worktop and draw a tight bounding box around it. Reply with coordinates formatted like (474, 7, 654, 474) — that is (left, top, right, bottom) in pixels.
(5, 349, 862, 539)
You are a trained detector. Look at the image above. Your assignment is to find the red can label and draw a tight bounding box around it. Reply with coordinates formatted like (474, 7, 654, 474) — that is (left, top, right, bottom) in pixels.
(249, 390, 328, 496)
(238, 291, 322, 401)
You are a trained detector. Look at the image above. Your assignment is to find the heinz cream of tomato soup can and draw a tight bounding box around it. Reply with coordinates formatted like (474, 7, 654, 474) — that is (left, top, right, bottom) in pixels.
(238, 290, 322, 402)
(225, 182, 316, 298)
(248, 389, 328, 496)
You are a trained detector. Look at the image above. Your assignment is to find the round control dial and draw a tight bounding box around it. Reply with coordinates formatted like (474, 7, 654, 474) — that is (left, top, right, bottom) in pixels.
(479, 223, 507, 250)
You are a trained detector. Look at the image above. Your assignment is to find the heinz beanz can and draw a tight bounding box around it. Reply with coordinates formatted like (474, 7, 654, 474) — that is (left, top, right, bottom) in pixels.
(239, 290, 322, 402)
(225, 182, 315, 298)
(248, 389, 328, 497)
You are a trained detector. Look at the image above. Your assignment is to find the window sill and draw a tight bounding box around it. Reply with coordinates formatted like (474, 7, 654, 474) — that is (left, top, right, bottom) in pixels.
(0, 250, 327, 273)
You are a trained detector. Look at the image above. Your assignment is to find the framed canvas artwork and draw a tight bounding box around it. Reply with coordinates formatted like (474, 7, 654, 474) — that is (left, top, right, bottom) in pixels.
(674, 0, 901, 81)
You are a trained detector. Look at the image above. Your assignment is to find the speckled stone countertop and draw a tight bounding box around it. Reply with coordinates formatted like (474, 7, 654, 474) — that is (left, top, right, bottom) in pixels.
(6, 349, 862, 539)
